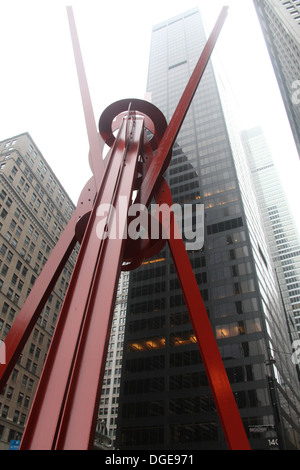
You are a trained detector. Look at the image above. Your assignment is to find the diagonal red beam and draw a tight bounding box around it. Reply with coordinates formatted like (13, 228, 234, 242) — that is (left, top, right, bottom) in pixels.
(67, 6, 105, 186)
(151, 177, 251, 450)
(168, 226, 251, 450)
(0, 213, 78, 393)
(137, 6, 228, 208)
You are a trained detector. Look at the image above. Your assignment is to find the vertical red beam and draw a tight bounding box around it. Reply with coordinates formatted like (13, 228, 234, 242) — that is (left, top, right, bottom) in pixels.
(20, 122, 125, 449)
(20, 115, 142, 450)
(54, 118, 145, 450)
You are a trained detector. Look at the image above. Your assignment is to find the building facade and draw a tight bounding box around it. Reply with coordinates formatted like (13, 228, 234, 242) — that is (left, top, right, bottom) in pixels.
(95, 270, 129, 448)
(0, 133, 77, 449)
(241, 126, 300, 341)
(253, 0, 300, 158)
(116, 8, 300, 450)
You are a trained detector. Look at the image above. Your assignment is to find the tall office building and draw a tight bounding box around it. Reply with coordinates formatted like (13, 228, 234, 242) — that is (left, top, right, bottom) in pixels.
(241, 126, 300, 340)
(95, 270, 129, 448)
(253, 0, 300, 158)
(0, 133, 77, 449)
(116, 8, 300, 450)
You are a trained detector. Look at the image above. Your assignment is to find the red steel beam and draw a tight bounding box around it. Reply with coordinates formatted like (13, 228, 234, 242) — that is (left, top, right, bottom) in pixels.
(13, 6, 251, 451)
(20, 114, 143, 450)
(168, 225, 251, 450)
(156, 179, 251, 450)
(137, 6, 229, 208)
(54, 117, 145, 450)
(67, 6, 105, 186)
(0, 213, 78, 393)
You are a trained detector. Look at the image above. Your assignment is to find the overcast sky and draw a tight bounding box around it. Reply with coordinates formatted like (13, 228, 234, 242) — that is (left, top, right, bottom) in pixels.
(0, 0, 299, 231)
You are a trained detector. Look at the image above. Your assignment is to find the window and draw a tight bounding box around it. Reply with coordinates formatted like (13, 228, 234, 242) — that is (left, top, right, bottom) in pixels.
(2, 302, 9, 315)
(6, 198, 12, 208)
(0, 244, 7, 255)
(24, 396, 30, 408)
(20, 414, 26, 426)
(13, 410, 20, 423)
(22, 375, 28, 387)
(1, 264, 8, 276)
(22, 266, 28, 277)
(17, 392, 24, 405)
(2, 405, 9, 418)
(6, 386, 14, 399)
(1, 208, 8, 219)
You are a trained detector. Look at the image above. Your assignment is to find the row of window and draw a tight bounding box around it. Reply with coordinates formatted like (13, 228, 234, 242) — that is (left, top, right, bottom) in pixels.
(126, 316, 261, 354)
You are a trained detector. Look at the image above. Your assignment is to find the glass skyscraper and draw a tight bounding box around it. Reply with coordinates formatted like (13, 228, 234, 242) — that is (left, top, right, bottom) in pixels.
(241, 126, 300, 340)
(253, 0, 300, 158)
(116, 8, 300, 450)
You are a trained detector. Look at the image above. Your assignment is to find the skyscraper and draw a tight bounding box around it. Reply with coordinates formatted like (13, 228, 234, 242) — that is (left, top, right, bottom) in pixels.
(241, 126, 300, 340)
(96, 270, 129, 448)
(0, 133, 77, 449)
(116, 8, 300, 450)
(253, 0, 300, 158)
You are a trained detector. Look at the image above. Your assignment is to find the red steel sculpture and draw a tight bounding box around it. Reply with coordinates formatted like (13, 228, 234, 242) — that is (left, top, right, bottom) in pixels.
(0, 6, 251, 450)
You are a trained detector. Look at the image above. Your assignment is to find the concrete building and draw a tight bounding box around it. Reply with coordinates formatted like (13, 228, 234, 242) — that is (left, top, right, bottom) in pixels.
(0, 133, 77, 449)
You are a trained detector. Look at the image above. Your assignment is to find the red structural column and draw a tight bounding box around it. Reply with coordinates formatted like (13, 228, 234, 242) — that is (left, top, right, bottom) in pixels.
(167, 212, 251, 450)
(20, 114, 144, 450)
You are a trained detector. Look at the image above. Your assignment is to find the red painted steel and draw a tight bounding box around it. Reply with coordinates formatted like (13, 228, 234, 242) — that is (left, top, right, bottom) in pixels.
(0, 5, 251, 450)
(137, 6, 229, 209)
(0, 175, 97, 395)
(20, 114, 140, 449)
(159, 181, 251, 450)
(0, 214, 78, 392)
(54, 118, 145, 450)
(67, 6, 105, 186)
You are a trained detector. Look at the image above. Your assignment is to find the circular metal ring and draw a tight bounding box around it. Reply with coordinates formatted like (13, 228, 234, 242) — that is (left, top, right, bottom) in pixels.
(98, 98, 168, 148)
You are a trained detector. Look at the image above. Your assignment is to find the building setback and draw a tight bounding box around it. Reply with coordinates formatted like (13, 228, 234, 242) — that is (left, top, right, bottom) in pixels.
(116, 8, 300, 450)
(253, 0, 300, 158)
(0, 133, 78, 449)
(241, 126, 300, 341)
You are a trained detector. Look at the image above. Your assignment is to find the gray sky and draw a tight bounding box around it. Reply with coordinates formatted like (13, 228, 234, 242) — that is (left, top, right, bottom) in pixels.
(0, 0, 299, 231)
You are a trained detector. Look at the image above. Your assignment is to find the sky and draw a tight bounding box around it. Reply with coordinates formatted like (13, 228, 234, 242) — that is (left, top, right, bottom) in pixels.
(0, 0, 299, 231)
